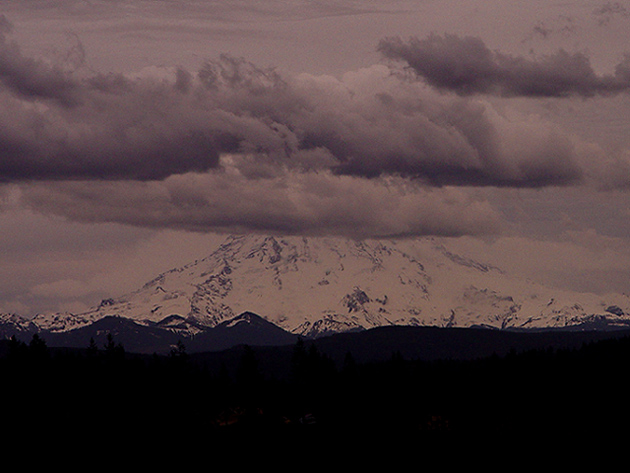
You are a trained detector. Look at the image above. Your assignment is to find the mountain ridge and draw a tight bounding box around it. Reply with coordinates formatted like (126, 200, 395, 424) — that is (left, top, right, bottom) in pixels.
(3, 233, 630, 353)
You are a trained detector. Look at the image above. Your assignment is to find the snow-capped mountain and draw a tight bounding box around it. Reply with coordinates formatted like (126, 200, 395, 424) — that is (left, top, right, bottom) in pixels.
(11, 233, 630, 339)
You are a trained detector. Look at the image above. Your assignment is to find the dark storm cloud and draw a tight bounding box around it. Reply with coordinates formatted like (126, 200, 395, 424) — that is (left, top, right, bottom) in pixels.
(378, 33, 630, 98)
(0, 55, 277, 181)
(3, 19, 630, 238)
(0, 29, 585, 188)
(0, 16, 79, 106)
(300, 88, 582, 187)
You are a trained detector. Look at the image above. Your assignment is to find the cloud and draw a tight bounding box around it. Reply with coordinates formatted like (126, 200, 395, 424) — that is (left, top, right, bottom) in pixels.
(0, 16, 80, 106)
(0, 28, 587, 188)
(0, 61, 249, 181)
(378, 33, 630, 98)
(16, 166, 501, 239)
(593, 2, 630, 26)
(2, 20, 630, 239)
(295, 68, 583, 187)
(522, 15, 578, 42)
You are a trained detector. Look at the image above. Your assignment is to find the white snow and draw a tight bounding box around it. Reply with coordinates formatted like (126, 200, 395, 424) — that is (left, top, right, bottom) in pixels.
(29, 233, 629, 336)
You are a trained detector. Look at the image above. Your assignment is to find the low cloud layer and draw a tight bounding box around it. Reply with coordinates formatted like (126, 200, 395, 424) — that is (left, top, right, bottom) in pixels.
(16, 169, 500, 238)
(378, 33, 630, 98)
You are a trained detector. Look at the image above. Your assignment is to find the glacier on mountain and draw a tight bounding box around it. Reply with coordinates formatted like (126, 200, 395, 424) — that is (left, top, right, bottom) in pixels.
(3, 233, 630, 338)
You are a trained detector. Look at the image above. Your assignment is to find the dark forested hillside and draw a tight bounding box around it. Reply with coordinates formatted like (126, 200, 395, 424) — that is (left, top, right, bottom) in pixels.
(2, 329, 630, 445)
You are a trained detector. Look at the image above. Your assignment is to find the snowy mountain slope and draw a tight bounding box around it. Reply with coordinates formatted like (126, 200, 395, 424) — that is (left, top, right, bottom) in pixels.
(0, 312, 38, 339)
(25, 233, 630, 338)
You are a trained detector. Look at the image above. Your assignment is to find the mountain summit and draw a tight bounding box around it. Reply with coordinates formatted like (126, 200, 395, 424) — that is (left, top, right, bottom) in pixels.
(21, 233, 630, 338)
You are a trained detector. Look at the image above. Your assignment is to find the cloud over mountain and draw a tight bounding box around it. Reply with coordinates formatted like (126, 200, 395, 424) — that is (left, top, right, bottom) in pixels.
(1, 16, 629, 238)
(17, 171, 500, 238)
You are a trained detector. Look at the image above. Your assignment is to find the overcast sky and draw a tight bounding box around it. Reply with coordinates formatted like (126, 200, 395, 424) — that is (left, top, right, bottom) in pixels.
(2, 0, 630, 316)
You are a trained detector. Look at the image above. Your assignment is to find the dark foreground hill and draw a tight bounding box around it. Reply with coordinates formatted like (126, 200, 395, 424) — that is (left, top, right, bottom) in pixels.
(3, 324, 630, 447)
(1, 312, 299, 355)
(309, 323, 630, 362)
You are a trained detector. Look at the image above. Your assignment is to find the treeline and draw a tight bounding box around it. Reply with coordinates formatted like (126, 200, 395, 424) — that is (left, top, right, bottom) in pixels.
(2, 332, 630, 439)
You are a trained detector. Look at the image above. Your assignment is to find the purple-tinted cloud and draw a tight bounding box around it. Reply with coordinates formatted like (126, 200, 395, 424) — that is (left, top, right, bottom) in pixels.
(378, 33, 630, 98)
(0, 16, 79, 106)
(0, 33, 584, 188)
(17, 171, 502, 238)
(2, 19, 630, 238)
(594, 2, 630, 26)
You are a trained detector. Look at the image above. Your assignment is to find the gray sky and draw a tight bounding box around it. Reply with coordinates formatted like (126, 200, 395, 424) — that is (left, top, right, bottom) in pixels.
(2, 0, 630, 316)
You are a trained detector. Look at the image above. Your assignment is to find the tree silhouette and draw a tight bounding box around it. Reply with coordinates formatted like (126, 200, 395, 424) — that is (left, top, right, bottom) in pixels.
(236, 345, 261, 389)
(28, 333, 49, 363)
(169, 340, 188, 361)
(87, 337, 98, 357)
(29, 333, 47, 351)
(104, 333, 116, 351)
(7, 335, 27, 360)
(342, 351, 357, 379)
(290, 337, 308, 385)
(103, 333, 125, 362)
